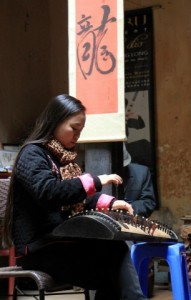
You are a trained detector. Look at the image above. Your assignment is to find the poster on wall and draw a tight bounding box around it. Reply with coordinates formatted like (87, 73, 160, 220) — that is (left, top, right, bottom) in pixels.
(124, 8, 156, 173)
(68, 0, 126, 142)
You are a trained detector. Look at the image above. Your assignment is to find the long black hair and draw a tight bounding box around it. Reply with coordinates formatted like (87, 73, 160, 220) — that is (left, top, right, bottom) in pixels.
(24, 94, 86, 145)
(3, 94, 86, 247)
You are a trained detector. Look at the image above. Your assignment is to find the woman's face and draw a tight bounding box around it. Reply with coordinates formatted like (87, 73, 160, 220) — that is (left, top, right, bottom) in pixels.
(53, 111, 86, 149)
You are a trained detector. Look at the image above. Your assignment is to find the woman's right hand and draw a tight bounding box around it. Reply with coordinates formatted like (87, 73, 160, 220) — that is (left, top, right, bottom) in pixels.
(98, 174, 123, 186)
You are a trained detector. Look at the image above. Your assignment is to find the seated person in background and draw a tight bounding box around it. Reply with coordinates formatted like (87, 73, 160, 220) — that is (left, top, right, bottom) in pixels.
(122, 150, 157, 299)
(3, 94, 147, 300)
(123, 145, 156, 218)
(89, 148, 156, 300)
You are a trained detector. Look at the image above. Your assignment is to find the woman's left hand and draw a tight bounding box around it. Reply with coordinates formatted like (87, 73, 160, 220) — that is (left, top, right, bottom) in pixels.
(111, 200, 134, 215)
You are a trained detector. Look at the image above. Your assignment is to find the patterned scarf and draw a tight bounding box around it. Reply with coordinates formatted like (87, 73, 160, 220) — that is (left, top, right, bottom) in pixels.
(44, 139, 84, 213)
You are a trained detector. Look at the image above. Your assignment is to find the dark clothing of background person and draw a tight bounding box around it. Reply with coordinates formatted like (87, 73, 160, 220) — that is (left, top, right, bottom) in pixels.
(122, 162, 156, 298)
(123, 163, 156, 218)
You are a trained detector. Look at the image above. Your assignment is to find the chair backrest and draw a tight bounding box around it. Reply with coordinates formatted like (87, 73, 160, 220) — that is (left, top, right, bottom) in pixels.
(0, 178, 10, 219)
(0, 178, 11, 247)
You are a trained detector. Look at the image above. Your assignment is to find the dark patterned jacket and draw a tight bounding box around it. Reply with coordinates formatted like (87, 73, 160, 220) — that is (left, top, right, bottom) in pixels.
(12, 144, 114, 256)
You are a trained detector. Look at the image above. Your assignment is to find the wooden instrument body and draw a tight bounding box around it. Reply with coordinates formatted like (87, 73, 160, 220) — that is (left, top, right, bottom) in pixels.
(53, 210, 178, 243)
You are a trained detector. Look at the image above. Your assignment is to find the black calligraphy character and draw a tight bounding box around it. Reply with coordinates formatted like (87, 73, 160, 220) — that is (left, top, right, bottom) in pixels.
(77, 14, 95, 79)
(94, 5, 116, 33)
(95, 34, 116, 75)
(77, 14, 93, 35)
(77, 31, 96, 80)
(77, 5, 117, 79)
(94, 5, 116, 75)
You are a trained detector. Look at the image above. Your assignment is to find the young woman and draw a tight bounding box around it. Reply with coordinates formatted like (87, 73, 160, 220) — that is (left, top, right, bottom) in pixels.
(3, 94, 146, 300)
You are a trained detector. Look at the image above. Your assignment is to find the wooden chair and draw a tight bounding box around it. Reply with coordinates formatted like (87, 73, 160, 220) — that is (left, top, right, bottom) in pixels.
(0, 178, 16, 298)
(0, 178, 90, 299)
(0, 265, 90, 299)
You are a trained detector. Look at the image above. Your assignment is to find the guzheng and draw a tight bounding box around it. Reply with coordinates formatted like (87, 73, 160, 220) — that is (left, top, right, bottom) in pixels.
(53, 209, 178, 242)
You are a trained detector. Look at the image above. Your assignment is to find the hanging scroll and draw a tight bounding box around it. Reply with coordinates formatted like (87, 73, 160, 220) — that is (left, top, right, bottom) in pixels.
(68, 0, 125, 142)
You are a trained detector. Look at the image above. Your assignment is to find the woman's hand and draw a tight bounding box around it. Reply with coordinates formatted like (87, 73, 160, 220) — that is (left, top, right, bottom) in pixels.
(111, 200, 134, 215)
(98, 174, 123, 186)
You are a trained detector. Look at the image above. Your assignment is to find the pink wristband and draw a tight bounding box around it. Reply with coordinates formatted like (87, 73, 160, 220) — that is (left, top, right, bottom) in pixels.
(78, 173, 96, 197)
(96, 194, 115, 210)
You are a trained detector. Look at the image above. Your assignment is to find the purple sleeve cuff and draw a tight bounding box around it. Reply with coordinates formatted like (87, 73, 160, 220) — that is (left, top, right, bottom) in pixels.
(96, 194, 115, 210)
(78, 173, 96, 197)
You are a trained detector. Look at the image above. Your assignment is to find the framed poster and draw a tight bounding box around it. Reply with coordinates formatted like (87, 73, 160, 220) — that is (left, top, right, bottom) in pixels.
(124, 8, 158, 204)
